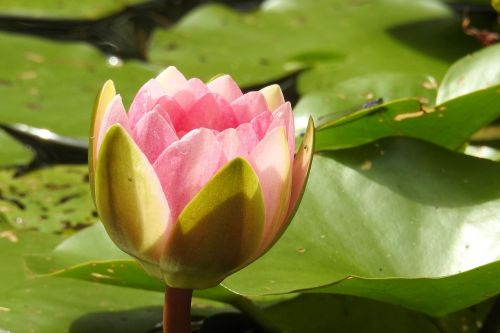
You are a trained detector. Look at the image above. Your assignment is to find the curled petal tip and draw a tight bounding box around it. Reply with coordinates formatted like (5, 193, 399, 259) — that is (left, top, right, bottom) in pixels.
(259, 84, 285, 112)
(156, 66, 187, 96)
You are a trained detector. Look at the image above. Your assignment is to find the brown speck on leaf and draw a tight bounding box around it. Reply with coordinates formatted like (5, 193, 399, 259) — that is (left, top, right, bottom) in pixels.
(25, 102, 42, 111)
(336, 93, 347, 100)
(91, 272, 112, 279)
(24, 52, 45, 63)
(394, 111, 424, 122)
(363, 92, 374, 100)
(19, 71, 37, 80)
(296, 246, 306, 253)
(418, 97, 430, 105)
(0, 230, 19, 243)
(0, 79, 12, 86)
(360, 160, 372, 171)
(422, 78, 438, 90)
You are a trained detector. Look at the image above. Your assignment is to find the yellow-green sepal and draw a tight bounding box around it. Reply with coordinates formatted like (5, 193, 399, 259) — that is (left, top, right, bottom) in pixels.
(89, 80, 116, 201)
(95, 124, 170, 265)
(161, 157, 265, 289)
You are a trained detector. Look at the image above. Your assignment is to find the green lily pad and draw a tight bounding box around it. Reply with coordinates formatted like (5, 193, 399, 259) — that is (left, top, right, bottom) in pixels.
(0, 217, 60, 293)
(293, 72, 438, 135)
(32, 138, 500, 316)
(150, 0, 477, 89)
(0, 165, 96, 233)
(0, 32, 156, 165)
(306, 84, 500, 151)
(222, 137, 500, 315)
(0, 0, 151, 20)
(436, 43, 500, 104)
(266, 294, 494, 333)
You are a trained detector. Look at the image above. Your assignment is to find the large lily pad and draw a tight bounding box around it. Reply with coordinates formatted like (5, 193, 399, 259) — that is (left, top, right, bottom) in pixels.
(0, 32, 156, 165)
(222, 137, 500, 315)
(34, 138, 500, 316)
(150, 0, 477, 90)
(0, 0, 151, 20)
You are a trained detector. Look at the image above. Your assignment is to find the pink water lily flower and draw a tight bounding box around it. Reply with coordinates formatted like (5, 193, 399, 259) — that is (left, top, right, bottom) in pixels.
(89, 66, 314, 289)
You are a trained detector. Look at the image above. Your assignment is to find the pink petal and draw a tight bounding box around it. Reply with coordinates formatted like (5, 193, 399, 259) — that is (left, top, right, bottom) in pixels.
(128, 79, 165, 127)
(286, 118, 314, 222)
(249, 127, 291, 250)
(261, 119, 314, 255)
(231, 91, 269, 125)
(207, 75, 243, 102)
(172, 89, 196, 111)
(250, 110, 272, 140)
(268, 102, 295, 158)
(97, 95, 130, 155)
(180, 93, 237, 132)
(154, 96, 185, 133)
(153, 129, 225, 221)
(260, 84, 285, 112)
(217, 123, 259, 161)
(185, 78, 209, 99)
(133, 107, 179, 164)
(156, 66, 187, 96)
(172, 78, 209, 110)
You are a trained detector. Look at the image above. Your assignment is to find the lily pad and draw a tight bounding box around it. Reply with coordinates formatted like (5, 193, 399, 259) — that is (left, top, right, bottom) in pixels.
(32, 138, 500, 316)
(265, 294, 493, 333)
(0, 165, 96, 233)
(436, 43, 500, 104)
(0, 0, 151, 20)
(0, 217, 60, 293)
(306, 84, 500, 151)
(150, 0, 477, 89)
(223, 137, 500, 315)
(0, 32, 156, 165)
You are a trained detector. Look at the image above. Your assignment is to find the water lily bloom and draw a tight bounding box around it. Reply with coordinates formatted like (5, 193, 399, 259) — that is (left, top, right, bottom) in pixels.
(89, 66, 314, 289)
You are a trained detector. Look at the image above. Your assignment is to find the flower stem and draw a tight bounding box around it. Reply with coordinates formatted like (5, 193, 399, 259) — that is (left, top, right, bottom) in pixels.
(164, 287, 193, 333)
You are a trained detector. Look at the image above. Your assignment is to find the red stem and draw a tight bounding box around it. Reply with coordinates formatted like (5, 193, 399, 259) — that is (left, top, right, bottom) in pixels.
(163, 287, 193, 333)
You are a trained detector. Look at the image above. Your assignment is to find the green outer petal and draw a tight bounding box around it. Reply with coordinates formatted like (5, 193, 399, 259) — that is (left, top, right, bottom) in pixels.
(95, 124, 170, 265)
(161, 157, 265, 289)
(263, 117, 315, 253)
(89, 80, 116, 202)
